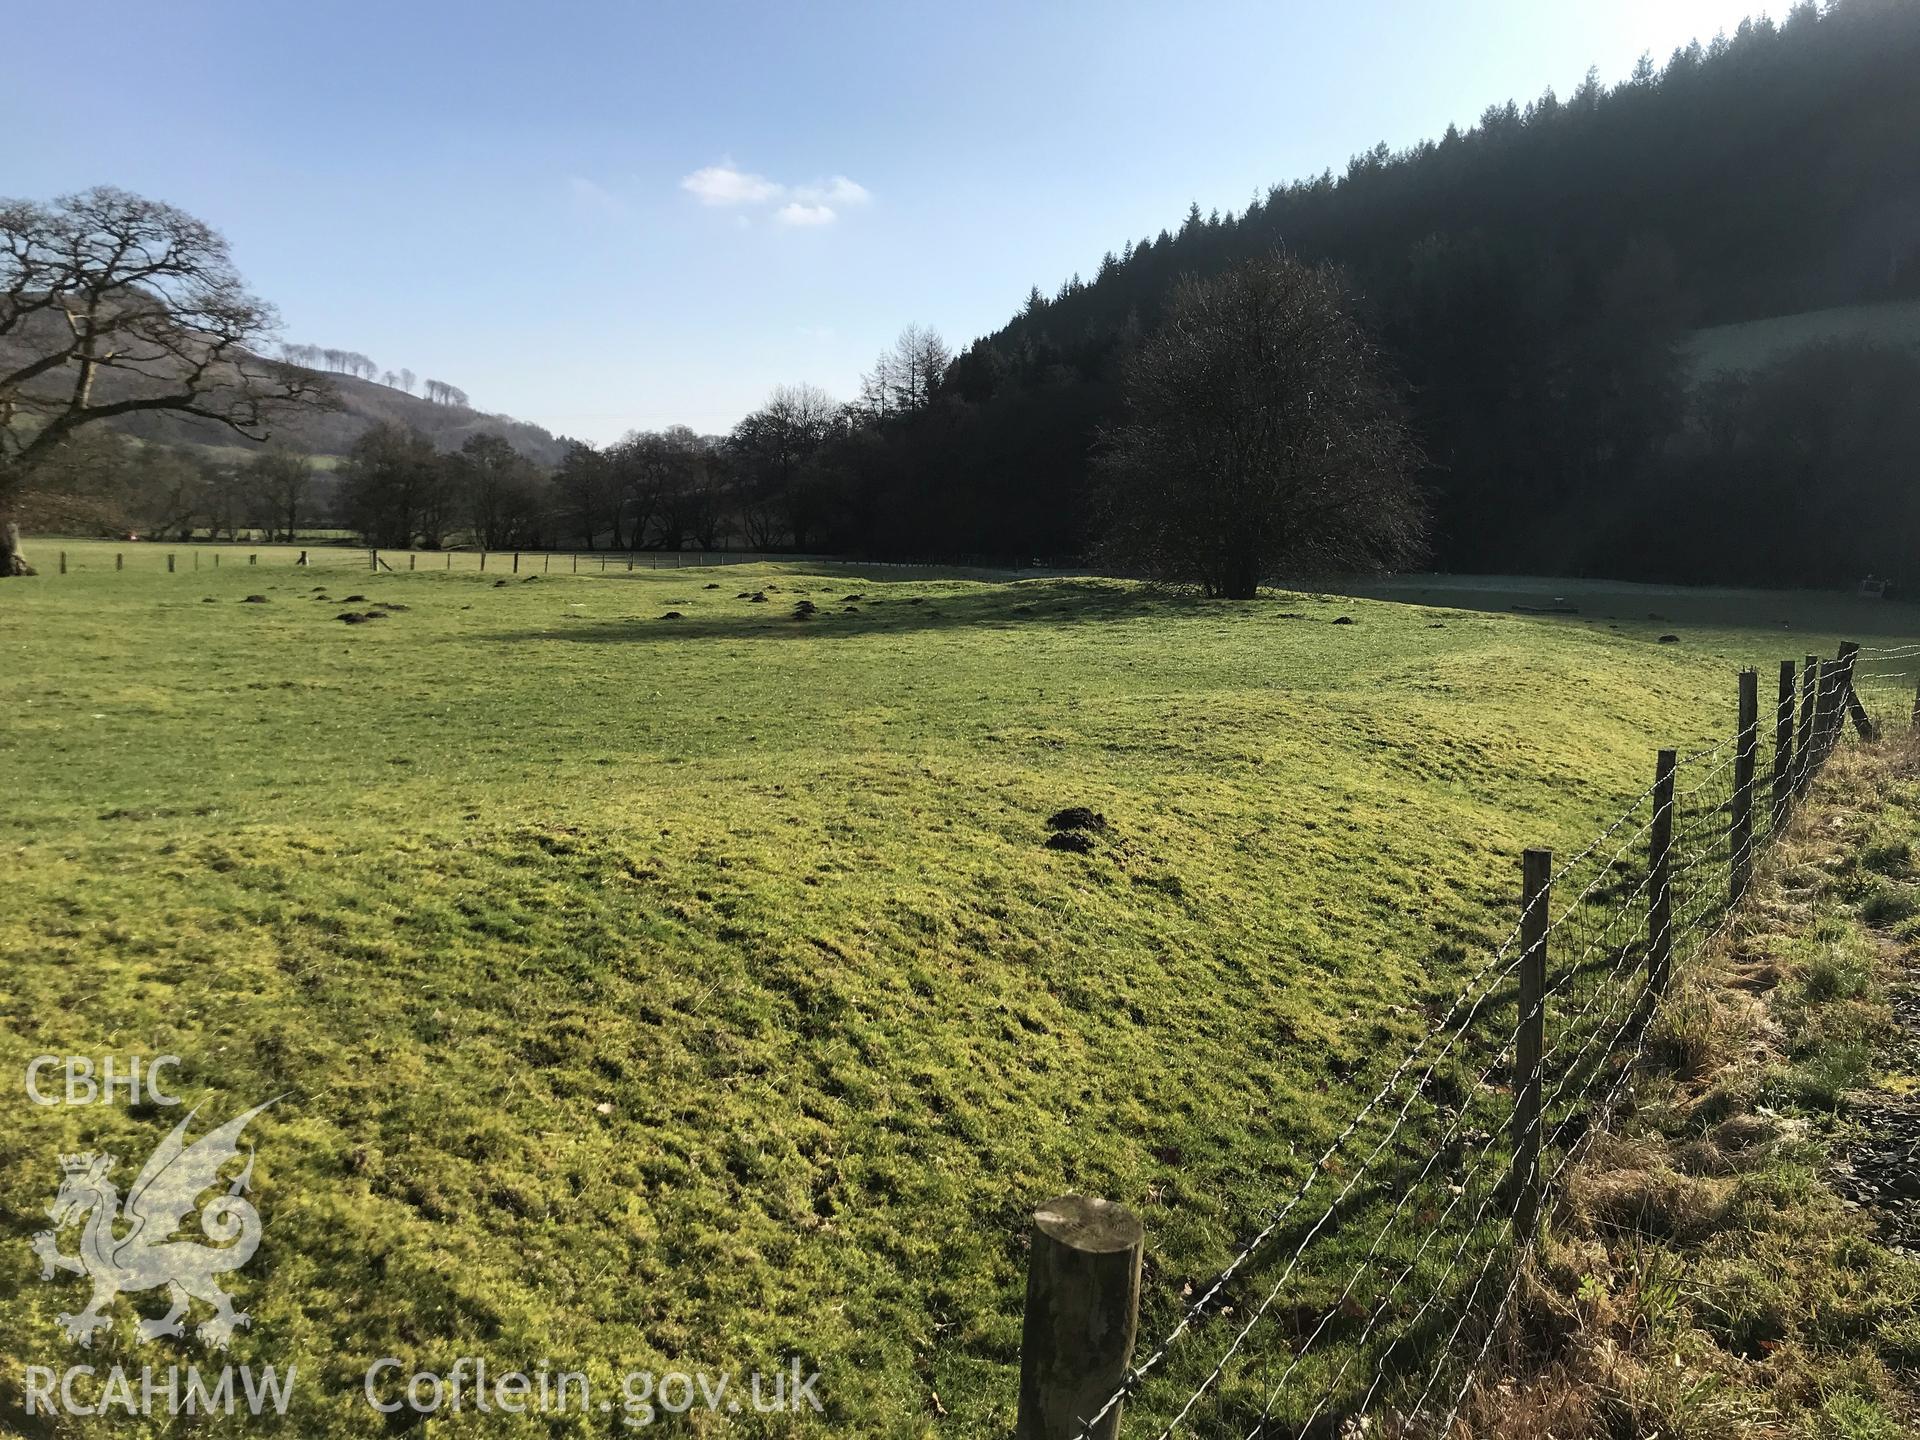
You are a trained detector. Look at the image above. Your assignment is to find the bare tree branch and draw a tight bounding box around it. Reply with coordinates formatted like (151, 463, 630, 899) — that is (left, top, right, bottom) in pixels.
(1, 187, 336, 555)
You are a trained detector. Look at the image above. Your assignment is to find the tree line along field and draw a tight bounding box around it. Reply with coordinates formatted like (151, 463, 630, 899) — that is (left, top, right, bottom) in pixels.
(3, 558, 1918, 1435)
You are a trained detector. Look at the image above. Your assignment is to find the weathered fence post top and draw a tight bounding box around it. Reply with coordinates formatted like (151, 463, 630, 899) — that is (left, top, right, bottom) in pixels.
(1016, 1194, 1144, 1440)
(1033, 1194, 1143, 1255)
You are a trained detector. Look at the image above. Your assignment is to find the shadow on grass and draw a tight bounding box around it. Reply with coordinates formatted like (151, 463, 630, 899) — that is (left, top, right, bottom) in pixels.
(1344, 575, 1920, 641)
(492, 579, 1236, 645)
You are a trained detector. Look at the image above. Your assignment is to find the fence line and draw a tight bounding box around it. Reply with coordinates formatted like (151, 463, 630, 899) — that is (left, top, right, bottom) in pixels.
(32, 544, 804, 576)
(1017, 640, 1918, 1440)
(24, 541, 1053, 580)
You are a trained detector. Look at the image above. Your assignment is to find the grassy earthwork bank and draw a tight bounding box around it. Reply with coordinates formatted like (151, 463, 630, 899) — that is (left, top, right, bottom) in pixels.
(3, 539, 1918, 1435)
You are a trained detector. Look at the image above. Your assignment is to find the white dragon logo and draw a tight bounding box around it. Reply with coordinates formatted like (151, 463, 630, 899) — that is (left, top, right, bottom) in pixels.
(30, 1098, 276, 1349)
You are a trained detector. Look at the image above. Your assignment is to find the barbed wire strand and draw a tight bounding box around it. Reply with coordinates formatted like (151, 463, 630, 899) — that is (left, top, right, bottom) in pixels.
(1429, 893, 1742, 1438)
(1114, 654, 1880, 1435)
(1275, 859, 1671, 1434)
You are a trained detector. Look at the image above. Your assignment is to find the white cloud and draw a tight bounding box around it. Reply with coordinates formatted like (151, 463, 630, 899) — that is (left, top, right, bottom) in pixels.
(775, 202, 837, 227)
(681, 162, 782, 207)
(793, 175, 871, 207)
(567, 175, 629, 215)
(679, 160, 872, 228)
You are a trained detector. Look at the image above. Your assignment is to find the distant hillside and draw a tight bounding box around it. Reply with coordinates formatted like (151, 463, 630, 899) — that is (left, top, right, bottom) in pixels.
(831, 0, 1920, 577)
(986, 1, 1919, 361)
(108, 364, 567, 466)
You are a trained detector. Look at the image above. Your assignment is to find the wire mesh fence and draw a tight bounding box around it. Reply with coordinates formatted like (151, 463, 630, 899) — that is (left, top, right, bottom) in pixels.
(1028, 641, 1920, 1440)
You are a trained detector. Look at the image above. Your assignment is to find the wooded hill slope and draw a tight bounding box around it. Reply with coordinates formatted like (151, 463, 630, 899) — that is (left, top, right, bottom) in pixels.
(834, 0, 1920, 582)
(107, 362, 569, 466)
(0, 300, 565, 469)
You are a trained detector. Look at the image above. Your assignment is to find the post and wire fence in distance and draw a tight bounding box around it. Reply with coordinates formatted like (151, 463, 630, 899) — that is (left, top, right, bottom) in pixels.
(22, 539, 1058, 581)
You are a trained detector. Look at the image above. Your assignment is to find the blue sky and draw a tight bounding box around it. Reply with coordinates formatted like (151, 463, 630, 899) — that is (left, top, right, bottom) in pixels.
(6, 0, 1764, 443)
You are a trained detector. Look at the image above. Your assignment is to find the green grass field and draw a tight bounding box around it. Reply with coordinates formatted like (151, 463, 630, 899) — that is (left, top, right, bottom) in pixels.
(4, 543, 1918, 1435)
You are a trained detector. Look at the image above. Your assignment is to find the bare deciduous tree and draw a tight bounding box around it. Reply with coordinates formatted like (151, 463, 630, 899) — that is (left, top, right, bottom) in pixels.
(454, 433, 546, 549)
(339, 422, 448, 548)
(889, 324, 950, 412)
(248, 445, 315, 542)
(1094, 252, 1424, 599)
(638, 426, 713, 551)
(0, 186, 330, 574)
(610, 427, 700, 549)
(859, 325, 950, 418)
(728, 383, 838, 549)
(555, 439, 613, 548)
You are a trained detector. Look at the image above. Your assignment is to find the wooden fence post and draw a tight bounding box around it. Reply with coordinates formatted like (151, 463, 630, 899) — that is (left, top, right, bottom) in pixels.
(1836, 640, 1875, 740)
(572, 553, 578, 574)
(1731, 669, 1759, 902)
(1015, 1195, 1143, 1440)
(409, 553, 416, 571)
(1771, 659, 1795, 830)
(544, 553, 550, 573)
(59, 550, 67, 574)
(1510, 848, 1551, 1238)
(167, 553, 175, 573)
(1794, 654, 1819, 795)
(480, 551, 488, 572)
(1649, 748, 1676, 995)
(249, 553, 256, 565)
(116, 552, 123, 571)
(213, 553, 219, 569)
(513, 552, 520, 573)
(192, 551, 199, 570)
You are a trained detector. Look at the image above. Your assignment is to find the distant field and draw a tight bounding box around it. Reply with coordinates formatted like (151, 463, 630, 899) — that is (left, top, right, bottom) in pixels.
(172, 443, 344, 472)
(194, 444, 344, 473)
(4, 558, 1916, 1434)
(1684, 297, 1920, 380)
(115, 435, 346, 472)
